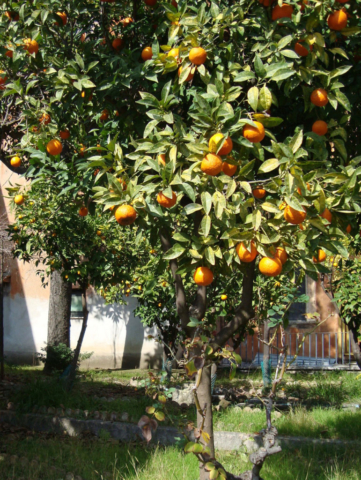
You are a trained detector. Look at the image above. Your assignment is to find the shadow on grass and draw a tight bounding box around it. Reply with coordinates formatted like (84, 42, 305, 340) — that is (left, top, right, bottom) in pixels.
(0, 436, 360, 480)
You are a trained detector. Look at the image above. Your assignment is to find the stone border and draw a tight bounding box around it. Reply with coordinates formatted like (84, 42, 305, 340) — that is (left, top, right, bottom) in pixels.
(1, 410, 360, 453)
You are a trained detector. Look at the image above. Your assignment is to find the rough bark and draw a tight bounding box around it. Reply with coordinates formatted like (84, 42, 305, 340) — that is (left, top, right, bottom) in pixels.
(262, 321, 271, 389)
(43, 270, 72, 374)
(212, 261, 256, 350)
(65, 287, 88, 391)
(349, 322, 361, 370)
(197, 365, 215, 480)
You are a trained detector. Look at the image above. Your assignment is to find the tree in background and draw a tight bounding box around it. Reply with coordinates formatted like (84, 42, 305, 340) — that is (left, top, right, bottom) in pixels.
(1, 0, 361, 478)
(7, 179, 151, 384)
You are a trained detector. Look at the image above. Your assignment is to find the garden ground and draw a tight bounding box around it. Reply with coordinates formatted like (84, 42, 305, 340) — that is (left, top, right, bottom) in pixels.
(0, 366, 360, 479)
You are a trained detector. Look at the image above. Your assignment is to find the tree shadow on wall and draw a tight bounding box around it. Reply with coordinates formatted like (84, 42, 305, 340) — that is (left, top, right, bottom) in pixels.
(88, 290, 162, 370)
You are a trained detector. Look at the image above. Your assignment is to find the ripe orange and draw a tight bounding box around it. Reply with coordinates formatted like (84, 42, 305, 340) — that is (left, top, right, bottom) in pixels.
(141, 47, 152, 61)
(79, 144, 86, 156)
(193, 266, 214, 286)
(274, 247, 288, 265)
(189, 47, 207, 65)
(258, 0, 275, 6)
(236, 241, 258, 263)
(55, 12, 67, 26)
(80, 33, 86, 42)
(294, 41, 313, 57)
(168, 48, 179, 60)
(328, 10, 348, 31)
(39, 113, 51, 125)
(79, 207, 88, 217)
(158, 154, 166, 166)
(24, 39, 39, 55)
(209, 133, 233, 156)
(46, 139, 63, 156)
(299, 0, 308, 10)
(222, 162, 237, 176)
(10, 156, 21, 168)
(100, 109, 109, 121)
(253, 187, 266, 199)
(312, 120, 328, 136)
(221, 294, 227, 300)
(59, 129, 70, 140)
(115, 205, 137, 225)
(145, 0, 157, 5)
(284, 205, 307, 224)
(335, 0, 348, 2)
(272, 3, 294, 21)
(321, 208, 332, 223)
(259, 257, 282, 277)
(310, 88, 328, 107)
(117, 178, 127, 191)
(121, 17, 134, 26)
(112, 38, 123, 51)
(243, 122, 265, 143)
(178, 66, 194, 82)
(14, 194, 24, 206)
(346, 224, 351, 234)
(157, 191, 177, 208)
(0, 71, 7, 90)
(5, 48, 13, 58)
(201, 153, 223, 176)
(313, 249, 327, 263)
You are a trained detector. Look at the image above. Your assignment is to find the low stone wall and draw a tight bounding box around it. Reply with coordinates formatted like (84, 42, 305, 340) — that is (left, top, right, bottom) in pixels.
(1, 410, 359, 453)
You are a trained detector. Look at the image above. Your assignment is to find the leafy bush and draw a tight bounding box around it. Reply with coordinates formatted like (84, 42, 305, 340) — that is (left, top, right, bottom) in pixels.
(37, 343, 93, 373)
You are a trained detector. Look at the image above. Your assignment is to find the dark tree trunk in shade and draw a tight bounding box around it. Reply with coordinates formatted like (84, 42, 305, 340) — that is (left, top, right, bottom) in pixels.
(262, 320, 271, 389)
(44, 270, 72, 374)
(65, 287, 88, 391)
(197, 365, 215, 480)
(349, 322, 361, 370)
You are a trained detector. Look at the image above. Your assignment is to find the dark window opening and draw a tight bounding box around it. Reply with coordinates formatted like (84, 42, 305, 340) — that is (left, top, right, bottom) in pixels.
(288, 278, 307, 322)
(71, 290, 83, 319)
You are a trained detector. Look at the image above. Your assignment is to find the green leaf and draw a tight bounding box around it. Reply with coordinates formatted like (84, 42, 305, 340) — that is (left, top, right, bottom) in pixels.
(247, 86, 259, 112)
(234, 71, 256, 83)
(252, 210, 262, 231)
(277, 35, 293, 50)
(259, 85, 272, 111)
(75, 53, 85, 71)
(201, 192, 212, 215)
(289, 130, 303, 154)
(200, 215, 211, 237)
(163, 243, 186, 260)
(204, 246, 215, 265)
(258, 158, 279, 173)
(81, 79, 96, 88)
(184, 203, 203, 215)
(280, 49, 299, 59)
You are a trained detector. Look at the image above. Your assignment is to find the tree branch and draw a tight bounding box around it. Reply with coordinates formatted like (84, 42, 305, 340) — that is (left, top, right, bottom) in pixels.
(159, 228, 191, 334)
(212, 260, 256, 350)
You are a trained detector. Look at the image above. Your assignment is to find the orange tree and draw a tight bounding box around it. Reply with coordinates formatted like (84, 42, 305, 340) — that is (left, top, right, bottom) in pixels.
(1, 0, 361, 478)
(7, 179, 152, 385)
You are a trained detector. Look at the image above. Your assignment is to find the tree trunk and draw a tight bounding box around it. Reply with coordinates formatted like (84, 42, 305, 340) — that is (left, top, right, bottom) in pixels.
(349, 322, 361, 370)
(262, 321, 271, 390)
(65, 287, 88, 391)
(197, 365, 215, 480)
(44, 270, 72, 373)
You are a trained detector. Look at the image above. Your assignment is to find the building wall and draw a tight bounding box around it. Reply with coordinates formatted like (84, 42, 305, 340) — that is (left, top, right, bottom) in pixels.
(1, 162, 163, 369)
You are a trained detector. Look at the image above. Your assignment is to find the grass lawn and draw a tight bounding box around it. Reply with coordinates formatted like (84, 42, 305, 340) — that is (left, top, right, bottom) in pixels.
(2, 365, 361, 440)
(0, 437, 360, 480)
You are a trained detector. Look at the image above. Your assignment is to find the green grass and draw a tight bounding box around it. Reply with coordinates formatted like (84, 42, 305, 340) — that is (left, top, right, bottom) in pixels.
(4, 365, 361, 441)
(0, 437, 360, 480)
(214, 406, 361, 440)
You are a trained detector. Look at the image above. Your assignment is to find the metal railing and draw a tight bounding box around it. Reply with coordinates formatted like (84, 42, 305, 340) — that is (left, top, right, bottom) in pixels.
(235, 331, 357, 369)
